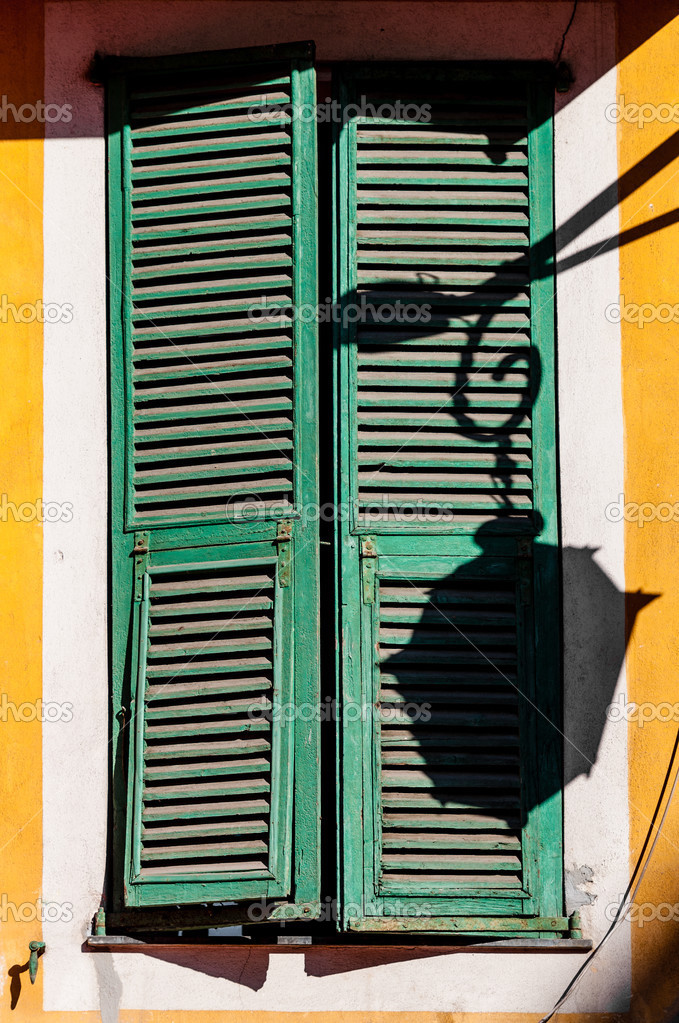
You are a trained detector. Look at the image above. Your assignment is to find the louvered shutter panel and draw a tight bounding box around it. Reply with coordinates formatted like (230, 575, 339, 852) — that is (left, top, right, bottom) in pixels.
(336, 66, 563, 934)
(376, 557, 525, 896)
(108, 44, 320, 913)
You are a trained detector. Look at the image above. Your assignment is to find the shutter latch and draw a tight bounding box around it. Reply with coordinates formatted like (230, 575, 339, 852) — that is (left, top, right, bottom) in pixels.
(361, 536, 377, 604)
(275, 519, 293, 587)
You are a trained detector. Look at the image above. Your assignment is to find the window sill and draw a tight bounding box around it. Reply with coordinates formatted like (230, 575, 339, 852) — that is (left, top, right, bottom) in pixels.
(85, 935, 593, 954)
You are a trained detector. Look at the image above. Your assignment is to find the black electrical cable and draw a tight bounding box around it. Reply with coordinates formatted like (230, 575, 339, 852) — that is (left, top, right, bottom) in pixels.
(539, 726, 679, 1022)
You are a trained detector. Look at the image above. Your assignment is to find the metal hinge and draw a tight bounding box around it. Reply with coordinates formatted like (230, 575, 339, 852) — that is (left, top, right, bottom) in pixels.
(517, 536, 532, 606)
(275, 519, 293, 587)
(133, 531, 149, 555)
(133, 532, 149, 601)
(361, 536, 377, 604)
(95, 905, 106, 936)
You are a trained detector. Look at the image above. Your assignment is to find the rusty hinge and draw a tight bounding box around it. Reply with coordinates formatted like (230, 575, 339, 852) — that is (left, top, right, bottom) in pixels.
(517, 536, 532, 606)
(133, 531, 149, 555)
(275, 519, 293, 587)
(95, 905, 106, 936)
(361, 536, 377, 604)
(133, 532, 149, 601)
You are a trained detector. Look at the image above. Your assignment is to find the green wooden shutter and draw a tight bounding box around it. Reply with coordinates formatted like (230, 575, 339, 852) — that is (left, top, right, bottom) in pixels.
(108, 43, 320, 914)
(335, 65, 563, 935)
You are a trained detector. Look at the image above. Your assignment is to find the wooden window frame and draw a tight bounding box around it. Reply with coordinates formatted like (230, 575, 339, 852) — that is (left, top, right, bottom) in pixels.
(105, 50, 564, 939)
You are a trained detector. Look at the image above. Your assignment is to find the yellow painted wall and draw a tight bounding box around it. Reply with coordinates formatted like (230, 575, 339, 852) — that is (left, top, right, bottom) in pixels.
(618, 4, 679, 1023)
(0, 0, 45, 1018)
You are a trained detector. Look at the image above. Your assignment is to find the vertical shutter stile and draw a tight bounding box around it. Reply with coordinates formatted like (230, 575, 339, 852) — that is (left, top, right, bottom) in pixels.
(109, 44, 319, 914)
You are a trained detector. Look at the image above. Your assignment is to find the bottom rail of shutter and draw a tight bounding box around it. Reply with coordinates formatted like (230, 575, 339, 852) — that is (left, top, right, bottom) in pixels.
(347, 915, 570, 935)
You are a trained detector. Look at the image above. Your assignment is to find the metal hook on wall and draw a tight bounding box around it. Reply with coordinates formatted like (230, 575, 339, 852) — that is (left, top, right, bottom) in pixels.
(28, 941, 45, 985)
